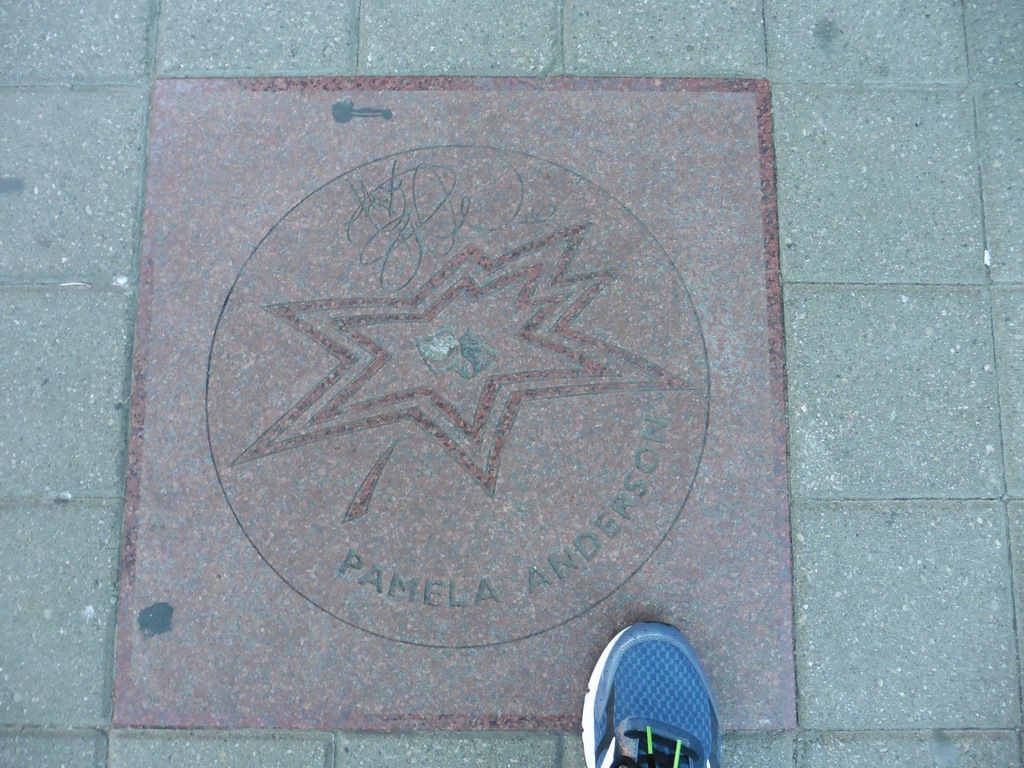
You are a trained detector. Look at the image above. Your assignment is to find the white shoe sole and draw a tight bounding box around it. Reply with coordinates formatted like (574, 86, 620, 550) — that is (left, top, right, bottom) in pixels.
(581, 624, 635, 768)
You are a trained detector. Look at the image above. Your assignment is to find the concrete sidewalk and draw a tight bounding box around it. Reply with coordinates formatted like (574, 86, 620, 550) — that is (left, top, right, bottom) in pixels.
(1, 0, 1022, 765)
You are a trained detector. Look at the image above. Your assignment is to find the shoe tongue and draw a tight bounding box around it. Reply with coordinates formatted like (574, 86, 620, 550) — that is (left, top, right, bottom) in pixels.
(615, 716, 705, 768)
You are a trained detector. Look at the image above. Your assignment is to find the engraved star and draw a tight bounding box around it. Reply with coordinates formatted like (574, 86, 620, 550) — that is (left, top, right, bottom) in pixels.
(231, 222, 696, 502)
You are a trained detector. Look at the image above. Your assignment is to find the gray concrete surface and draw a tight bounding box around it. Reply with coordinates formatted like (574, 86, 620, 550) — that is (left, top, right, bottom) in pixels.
(0, 290, 133, 497)
(765, 0, 968, 83)
(0, 729, 106, 768)
(0, 89, 147, 280)
(338, 733, 559, 768)
(0, 0, 152, 85)
(774, 87, 984, 284)
(995, 289, 1024, 493)
(797, 730, 1020, 768)
(785, 287, 1002, 498)
(793, 501, 1017, 729)
(157, 0, 358, 76)
(109, 730, 334, 767)
(0, 502, 120, 726)
(563, 0, 766, 76)
(979, 88, 1024, 282)
(362, 0, 560, 75)
(965, 0, 1024, 82)
(1, 0, 1022, 765)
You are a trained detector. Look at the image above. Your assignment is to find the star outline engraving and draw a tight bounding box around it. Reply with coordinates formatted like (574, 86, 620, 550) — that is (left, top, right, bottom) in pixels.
(228, 222, 698, 497)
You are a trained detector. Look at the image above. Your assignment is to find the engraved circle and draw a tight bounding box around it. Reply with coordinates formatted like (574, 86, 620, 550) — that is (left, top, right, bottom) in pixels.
(206, 146, 710, 647)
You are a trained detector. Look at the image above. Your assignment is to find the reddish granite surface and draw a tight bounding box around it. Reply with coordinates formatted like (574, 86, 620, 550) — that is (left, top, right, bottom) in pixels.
(115, 77, 793, 730)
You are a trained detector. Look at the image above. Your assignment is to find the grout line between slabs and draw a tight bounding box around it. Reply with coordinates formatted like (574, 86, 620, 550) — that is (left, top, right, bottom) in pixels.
(768, 78, 972, 88)
(796, 727, 1023, 736)
(354, 0, 364, 75)
(759, 0, 770, 79)
(0, 276, 138, 288)
(958, 0, 976, 85)
(0, 79, 151, 90)
(782, 280, 998, 290)
(104, 1, 161, 755)
(145, 0, 161, 81)
(556, 0, 567, 76)
(970, 87, 1018, 504)
(788, 496, 1010, 505)
(1000, 499, 1024, 728)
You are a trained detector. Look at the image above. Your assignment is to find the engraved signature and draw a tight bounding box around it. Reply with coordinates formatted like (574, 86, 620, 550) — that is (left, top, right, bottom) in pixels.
(345, 161, 463, 291)
(344, 154, 538, 292)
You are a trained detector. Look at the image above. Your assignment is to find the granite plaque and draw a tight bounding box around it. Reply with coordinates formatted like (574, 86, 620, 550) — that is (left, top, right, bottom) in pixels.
(115, 77, 793, 731)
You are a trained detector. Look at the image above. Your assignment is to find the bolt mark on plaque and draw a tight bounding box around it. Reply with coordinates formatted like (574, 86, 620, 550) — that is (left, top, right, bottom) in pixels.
(344, 439, 397, 523)
(230, 222, 695, 496)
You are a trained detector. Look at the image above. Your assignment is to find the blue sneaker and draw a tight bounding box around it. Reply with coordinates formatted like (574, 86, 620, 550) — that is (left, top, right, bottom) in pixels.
(582, 623, 721, 768)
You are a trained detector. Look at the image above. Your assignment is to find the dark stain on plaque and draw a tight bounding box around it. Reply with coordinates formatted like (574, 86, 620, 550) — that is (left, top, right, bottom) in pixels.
(332, 99, 393, 123)
(138, 602, 174, 637)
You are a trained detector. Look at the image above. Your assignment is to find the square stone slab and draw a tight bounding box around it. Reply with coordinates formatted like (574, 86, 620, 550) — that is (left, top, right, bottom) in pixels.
(114, 77, 793, 731)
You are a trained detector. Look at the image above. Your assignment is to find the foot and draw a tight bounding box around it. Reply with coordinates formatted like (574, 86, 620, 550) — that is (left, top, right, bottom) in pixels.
(582, 623, 721, 768)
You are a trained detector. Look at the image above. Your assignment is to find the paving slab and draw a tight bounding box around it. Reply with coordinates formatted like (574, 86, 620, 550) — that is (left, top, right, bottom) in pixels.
(766, 0, 967, 83)
(994, 289, 1024, 494)
(773, 86, 984, 284)
(0, 502, 120, 726)
(157, 0, 358, 76)
(339, 732, 557, 768)
(793, 502, 1019, 729)
(0, 88, 147, 280)
(360, 0, 559, 75)
(109, 730, 332, 767)
(720, 732, 794, 768)
(0, 0, 151, 85)
(0, 288, 133, 498)
(563, 0, 765, 77)
(0, 729, 106, 768)
(965, 0, 1024, 83)
(797, 730, 1021, 767)
(560, 732, 593, 768)
(978, 88, 1024, 283)
(785, 286, 1002, 499)
(113, 77, 793, 731)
